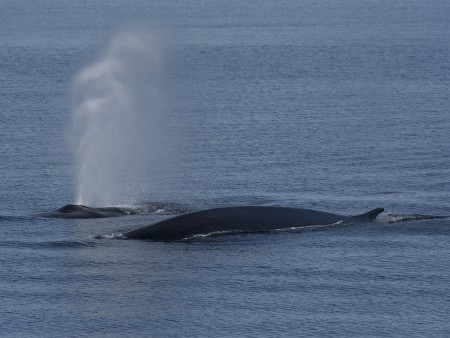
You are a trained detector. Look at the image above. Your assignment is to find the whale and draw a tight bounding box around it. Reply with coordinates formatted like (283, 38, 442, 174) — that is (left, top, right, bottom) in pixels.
(43, 202, 192, 219)
(44, 204, 135, 219)
(125, 206, 385, 241)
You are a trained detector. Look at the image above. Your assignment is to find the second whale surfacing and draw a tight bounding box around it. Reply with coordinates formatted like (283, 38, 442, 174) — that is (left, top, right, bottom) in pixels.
(46, 204, 135, 218)
(125, 206, 385, 241)
(44, 202, 192, 219)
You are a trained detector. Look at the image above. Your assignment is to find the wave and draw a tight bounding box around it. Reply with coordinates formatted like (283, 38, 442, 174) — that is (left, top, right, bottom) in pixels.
(91, 232, 127, 240)
(172, 221, 346, 241)
(0, 215, 35, 222)
(0, 240, 97, 249)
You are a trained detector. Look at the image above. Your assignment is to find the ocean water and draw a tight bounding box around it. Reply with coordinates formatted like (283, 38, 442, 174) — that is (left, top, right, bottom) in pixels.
(1, 0, 450, 336)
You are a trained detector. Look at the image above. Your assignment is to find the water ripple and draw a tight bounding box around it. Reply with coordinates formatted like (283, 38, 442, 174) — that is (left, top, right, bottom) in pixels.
(0, 240, 98, 250)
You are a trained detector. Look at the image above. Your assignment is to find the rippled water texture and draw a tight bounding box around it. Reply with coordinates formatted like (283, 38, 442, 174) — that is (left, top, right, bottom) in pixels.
(1, 0, 449, 336)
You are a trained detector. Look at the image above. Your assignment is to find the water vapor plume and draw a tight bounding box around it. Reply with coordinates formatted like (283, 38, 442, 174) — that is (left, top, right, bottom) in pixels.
(71, 31, 165, 207)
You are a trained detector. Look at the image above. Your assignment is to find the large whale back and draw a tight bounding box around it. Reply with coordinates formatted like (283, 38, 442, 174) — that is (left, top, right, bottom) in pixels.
(125, 206, 384, 241)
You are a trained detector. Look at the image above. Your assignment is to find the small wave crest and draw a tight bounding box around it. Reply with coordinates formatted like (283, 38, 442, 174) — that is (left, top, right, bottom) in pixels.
(184, 230, 237, 240)
(0, 215, 34, 222)
(0, 240, 97, 249)
(277, 220, 345, 232)
(92, 232, 127, 240)
(180, 221, 346, 241)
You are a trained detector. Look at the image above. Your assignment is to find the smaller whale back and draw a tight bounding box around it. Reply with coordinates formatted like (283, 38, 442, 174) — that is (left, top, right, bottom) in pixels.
(56, 204, 87, 213)
(46, 204, 130, 218)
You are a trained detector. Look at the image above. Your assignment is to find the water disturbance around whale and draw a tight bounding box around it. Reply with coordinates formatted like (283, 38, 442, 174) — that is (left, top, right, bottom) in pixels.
(43, 202, 193, 218)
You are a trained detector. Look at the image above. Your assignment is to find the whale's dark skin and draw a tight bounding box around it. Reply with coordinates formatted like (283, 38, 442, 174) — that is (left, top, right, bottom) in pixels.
(125, 206, 384, 241)
(45, 204, 135, 219)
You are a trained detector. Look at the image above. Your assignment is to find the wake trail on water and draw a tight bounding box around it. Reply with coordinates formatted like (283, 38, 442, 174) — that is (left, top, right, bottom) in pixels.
(181, 222, 346, 241)
(378, 212, 447, 223)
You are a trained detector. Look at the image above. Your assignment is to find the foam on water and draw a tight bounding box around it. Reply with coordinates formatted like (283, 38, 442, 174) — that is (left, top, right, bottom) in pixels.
(92, 232, 127, 240)
(378, 212, 447, 223)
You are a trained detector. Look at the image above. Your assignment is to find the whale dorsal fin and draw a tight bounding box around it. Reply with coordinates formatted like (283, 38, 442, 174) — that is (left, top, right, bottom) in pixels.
(354, 208, 384, 222)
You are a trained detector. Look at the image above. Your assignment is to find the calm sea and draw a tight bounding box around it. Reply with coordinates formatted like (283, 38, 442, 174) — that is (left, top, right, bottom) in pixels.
(1, 0, 449, 336)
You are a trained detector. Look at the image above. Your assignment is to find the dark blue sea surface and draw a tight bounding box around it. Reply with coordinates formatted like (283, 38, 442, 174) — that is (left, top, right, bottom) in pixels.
(1, 0, 450, 336)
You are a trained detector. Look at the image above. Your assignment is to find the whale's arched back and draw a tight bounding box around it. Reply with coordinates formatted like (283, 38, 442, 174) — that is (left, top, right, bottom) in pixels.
(126, 206, 385, 241)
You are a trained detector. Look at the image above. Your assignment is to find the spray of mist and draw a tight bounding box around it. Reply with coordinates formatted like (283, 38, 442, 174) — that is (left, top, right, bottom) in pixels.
(71, 31, 164, 207)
